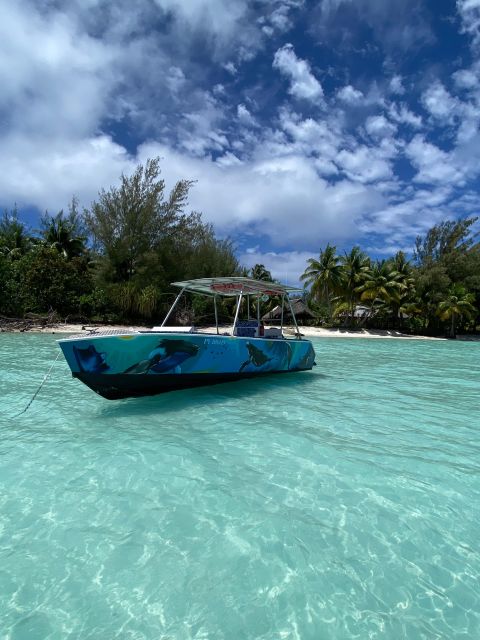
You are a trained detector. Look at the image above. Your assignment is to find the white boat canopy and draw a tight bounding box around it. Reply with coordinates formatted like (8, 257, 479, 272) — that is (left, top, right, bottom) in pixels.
(171, 277, 300, 297)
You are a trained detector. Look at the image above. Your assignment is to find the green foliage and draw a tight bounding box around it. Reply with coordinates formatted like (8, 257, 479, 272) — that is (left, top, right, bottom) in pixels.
(3, 164, 479, 336)
(0, 207, 32, 259)
(1, 160, 242, 323)
(83, 157, 241, 321)
(250, 264, 273, 281)
(40, 198, 87, 259)
(437, 285, 477, 338)
(334, 247, 371, 327)
(85, 157, 194, 286)
(301, 244, 342, 321)
(414, 217, 478, 267)
(78, 288, 109, 320)
(303, 221, 480, 335)
(0, 246, 93, 317)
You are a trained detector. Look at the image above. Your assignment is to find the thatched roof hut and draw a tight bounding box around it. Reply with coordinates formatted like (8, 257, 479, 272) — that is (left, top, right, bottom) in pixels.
(262, 298, 314, 322)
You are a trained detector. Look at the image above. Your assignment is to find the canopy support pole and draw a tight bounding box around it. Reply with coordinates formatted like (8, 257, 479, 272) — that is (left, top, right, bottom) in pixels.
(232, 291, 243, 335)
(280, 295, 284, 332)
(214, 295, 219, 335)
(161, 287, 185, 327)
(287, 296, 301, 339)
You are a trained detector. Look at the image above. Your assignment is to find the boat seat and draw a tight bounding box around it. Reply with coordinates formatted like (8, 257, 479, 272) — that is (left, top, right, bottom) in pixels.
(234, 320, 260, 338)
(264, 327, 283, 339)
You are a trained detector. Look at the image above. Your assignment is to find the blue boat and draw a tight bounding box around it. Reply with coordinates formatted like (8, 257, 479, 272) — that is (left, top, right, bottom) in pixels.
(58, 277, 316, 399)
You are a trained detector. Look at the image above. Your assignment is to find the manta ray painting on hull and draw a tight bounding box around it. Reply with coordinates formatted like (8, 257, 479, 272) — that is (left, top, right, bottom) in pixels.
(124, 339, 200, 375)
(73, 344, 110, 373)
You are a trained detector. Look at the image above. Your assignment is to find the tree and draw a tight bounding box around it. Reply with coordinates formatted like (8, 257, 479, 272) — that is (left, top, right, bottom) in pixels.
(41, 198, 87, 259)
(85, 157, 194, 286)
(412, 219, 480, 332)
(84, 158, 242, 321)
(388, 251, 416, 328)
(356, 260, 405, 325)
(437, 285, 477, 338)
(250, 264, 273, 281)
(414, 217, 479, 267)
(334, 246, 371, 327)
(0, 207, 32, 259)
(301, 244, 342, 319)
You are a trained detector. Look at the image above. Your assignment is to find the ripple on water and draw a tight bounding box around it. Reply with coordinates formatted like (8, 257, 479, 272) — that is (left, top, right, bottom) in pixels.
(0, 334, 479, 639)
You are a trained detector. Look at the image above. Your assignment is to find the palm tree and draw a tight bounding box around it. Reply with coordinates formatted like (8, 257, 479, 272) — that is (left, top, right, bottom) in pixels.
(388, 251, 416, 328)
(301, 244, 342, 319)
(250, 264, 273, 282)
(335, 246, 370, 327)
(356, 260, 405, 325)
(0, 209, 32, 259)
(437, 285, 477, 338)
(41, 211, 86, 259)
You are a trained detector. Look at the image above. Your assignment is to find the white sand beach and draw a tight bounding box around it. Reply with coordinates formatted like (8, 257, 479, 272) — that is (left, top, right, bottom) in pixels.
(11, 323, 447, 340)
(292, 326, 446, 340)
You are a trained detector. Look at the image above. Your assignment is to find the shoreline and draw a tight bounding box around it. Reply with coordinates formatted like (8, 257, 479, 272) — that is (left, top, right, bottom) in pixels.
(0, 322, 452, 340)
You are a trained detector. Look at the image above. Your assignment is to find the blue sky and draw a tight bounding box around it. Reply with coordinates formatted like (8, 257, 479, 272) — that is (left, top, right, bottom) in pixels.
(2, 0, 480, 282)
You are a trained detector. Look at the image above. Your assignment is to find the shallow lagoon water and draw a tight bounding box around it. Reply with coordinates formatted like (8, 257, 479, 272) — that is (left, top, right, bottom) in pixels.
(1, 333, 479, 639)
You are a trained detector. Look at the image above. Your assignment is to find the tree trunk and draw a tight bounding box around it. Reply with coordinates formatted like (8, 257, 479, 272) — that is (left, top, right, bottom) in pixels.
(324, 283, 331, 320)
(450, 313, 456, 339)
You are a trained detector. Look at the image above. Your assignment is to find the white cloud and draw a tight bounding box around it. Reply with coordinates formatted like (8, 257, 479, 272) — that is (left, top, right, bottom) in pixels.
(165, 66, 186, 94)
(138, 141, 383, 249)
(268, 2, 299, 33)
(406, 135, 464, 184)
(239, 249, 313, 285)
(457, 0, 480, 50)
(358, 184, 456, 244)
(314, 158, 339, 176)
(177, 93, 229, 156)
(2, 0, 478, 266)
(0, 134, 134, 212)
(237, 104, 257, 127)
(453, 67, 479, 90)
(273, 44, 324, 102)
(456, 106, 480, 143)
(152, 0, 256, 59)
(388, 103, 423, 128)
(389, 75, 405, 95)
(223, 61, 238, 75)
(337, 145, 394, 183)
(365, 115, 397, 138)
(278, 109, 341, 159)
(337, 85, 364, 105)
(422, 81, 460, 123)
(258, 1, 303, 37)
(215, 152, 243, 167)
(0, 2, 116, 138)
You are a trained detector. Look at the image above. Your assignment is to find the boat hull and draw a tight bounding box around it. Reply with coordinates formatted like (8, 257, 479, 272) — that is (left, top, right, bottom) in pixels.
(58, 332, 316, 399)
(73, 369, 301, 399)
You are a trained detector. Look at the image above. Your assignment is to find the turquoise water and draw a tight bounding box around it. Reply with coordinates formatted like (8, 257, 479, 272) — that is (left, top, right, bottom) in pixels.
(1, 334, 479, 639)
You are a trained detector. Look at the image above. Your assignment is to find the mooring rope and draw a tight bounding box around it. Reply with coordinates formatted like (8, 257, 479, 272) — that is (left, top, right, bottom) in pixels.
(10, 351, 62, 419)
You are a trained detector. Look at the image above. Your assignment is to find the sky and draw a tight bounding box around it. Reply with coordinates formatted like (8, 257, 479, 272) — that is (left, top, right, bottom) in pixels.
(2, 0, 480, 283)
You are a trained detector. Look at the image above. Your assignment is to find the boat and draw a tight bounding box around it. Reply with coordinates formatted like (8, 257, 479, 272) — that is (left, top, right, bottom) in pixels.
(57, 277, 316, 399)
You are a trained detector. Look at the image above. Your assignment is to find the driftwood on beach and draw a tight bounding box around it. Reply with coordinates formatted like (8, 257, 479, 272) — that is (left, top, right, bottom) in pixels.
(0, 311, 61, 332)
